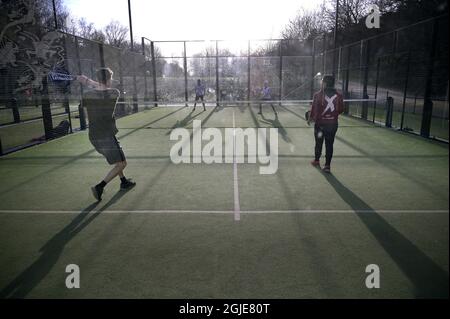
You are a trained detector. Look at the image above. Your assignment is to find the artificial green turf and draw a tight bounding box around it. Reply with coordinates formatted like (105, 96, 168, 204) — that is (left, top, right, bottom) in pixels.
(0, 104, 448, 298)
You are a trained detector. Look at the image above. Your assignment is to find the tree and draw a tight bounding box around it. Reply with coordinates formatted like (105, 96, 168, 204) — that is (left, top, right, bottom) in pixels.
(281, 9, 329, 41)
(104, 20, 129, 48)
(33, 0, 70, 31)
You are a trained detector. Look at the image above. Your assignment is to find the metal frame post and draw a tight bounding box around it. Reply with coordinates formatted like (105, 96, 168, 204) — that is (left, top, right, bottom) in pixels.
(131, 55, 138, 113)
(311, 38, 316, 97)
(372, 57, 380, 122)
(322, 34, 326, 74)
(343, 45, 351, 114)
(247, 40, 251, 104)
(62, 35, 72, 133)
(150, 41, 158, 106)
(386, 96, 394, 128)
(332, 0, 339, 75)
(52, 0, 58, 30)
(184, 41, 188, 106)
(11, 98, 20, 123)
(420, 18, 439, 137)
(362, 40, 371, 120)
(117, 49, 125, 106)
(127, 0, 138, 112)
(74, 36, 86, 130)
(41, 76, 53, 140)
(400, 49, 411, 130)
(142, 37, 149, 103)
(278, 40, 283, 104)
(337, 46, 342, 83)
(215, 41, 219, 106)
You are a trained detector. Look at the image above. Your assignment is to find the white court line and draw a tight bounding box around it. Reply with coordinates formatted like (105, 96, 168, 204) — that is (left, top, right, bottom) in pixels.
(232, 109, 241, 221)
(0, 210, 447, 214)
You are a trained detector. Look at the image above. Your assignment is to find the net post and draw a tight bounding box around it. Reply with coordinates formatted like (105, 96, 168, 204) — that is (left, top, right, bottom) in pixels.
(183, 41, 188, 107)
(41, 75, 54, 140)
(11, 98, 20, 123)
(150, 41, 158, 107)
(413, 95, 417, 114)
(386, 96, 394, 128)
(215, 40, 219, 107)
(420, 18, 438, 138)
(78, 102, 86, 130)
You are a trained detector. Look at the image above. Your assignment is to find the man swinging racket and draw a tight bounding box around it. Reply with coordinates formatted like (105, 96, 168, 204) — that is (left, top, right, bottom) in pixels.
(308, 75, 344, 173)
(77, 67, 136, 201)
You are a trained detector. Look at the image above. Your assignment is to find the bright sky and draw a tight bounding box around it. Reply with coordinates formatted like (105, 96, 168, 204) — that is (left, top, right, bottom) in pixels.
(65, 0, 324, 41)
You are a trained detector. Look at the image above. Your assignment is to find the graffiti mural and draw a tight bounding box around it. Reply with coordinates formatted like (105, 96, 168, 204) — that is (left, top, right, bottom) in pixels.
(0, 0, 65, 97)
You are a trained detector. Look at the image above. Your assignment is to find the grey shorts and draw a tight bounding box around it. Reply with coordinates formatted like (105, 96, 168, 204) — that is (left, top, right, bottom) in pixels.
(90, 135, 126, 164)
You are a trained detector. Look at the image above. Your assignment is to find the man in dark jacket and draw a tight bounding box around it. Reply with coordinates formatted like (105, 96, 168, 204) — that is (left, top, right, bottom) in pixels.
(309, 75, 344, 173)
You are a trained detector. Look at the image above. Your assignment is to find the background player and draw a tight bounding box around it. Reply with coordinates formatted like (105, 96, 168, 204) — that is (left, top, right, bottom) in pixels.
(193, 79, 206, 111)
(259, 80, 276, 114)
(77, 68, 136, 201)
(309, 75, 344, 173)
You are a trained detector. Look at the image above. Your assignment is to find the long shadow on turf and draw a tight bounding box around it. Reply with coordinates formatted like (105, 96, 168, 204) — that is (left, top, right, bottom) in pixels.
(165, 109, 205, 136)
(335, 135, 449, 201)
(0, 190, 129, 298)
(260, 112, 292, 143)
(323, 173, 449, 298)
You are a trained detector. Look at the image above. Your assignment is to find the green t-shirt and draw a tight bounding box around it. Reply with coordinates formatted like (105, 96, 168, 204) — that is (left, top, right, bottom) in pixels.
(83, 88, 120, 138)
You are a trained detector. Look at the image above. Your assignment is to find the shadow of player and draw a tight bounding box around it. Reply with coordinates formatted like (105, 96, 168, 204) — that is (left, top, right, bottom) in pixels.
(260, 111, 292, 144)
(166, 108, 205, 136)
(0, 189, 131, 298)
(323, 173, 449, 298)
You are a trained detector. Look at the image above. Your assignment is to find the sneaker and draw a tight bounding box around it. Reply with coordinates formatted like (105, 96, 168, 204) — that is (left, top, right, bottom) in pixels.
(322, 165, 331, 173)
(120, 178, 136, 190)
(91, 185, 104, 201)
(310, 160, 320, 167)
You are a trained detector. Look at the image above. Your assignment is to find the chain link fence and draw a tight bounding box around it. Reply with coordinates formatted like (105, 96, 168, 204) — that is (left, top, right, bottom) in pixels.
(1, 12, 448, 154)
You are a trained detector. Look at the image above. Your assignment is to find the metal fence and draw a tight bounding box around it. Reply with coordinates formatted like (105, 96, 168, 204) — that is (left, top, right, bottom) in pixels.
(0, 28, 147, 154)
(312, 14, 449, 141)
(0, 13, 448, 155)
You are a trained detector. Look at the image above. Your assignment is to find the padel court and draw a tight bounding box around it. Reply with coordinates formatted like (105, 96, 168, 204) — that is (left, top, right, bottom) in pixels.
(0, 103, 448, 298)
